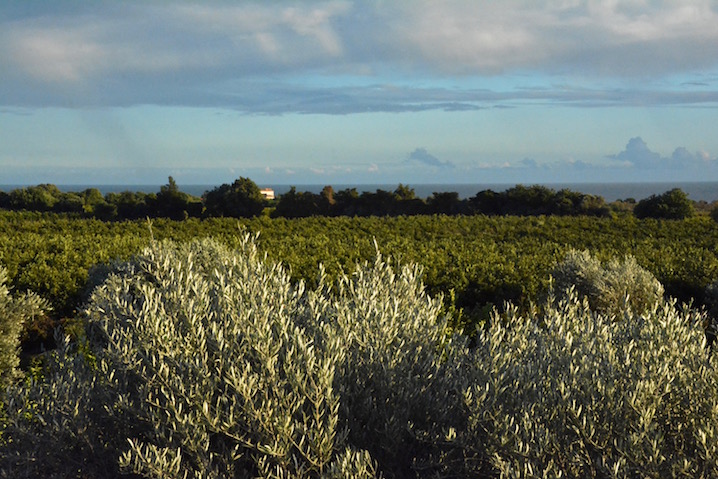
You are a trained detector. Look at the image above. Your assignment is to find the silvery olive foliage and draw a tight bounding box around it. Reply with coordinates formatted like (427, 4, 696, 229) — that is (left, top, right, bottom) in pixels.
(0, 264, 48, 388)
(317, 248, 472, 477)
(3, 237, 718, 478)
(459, 292, 718, 478)
(1, 332, 139, 478)
(86, 235, 381, 479)
(551, 250, 664, 317)
(0, 235, 461, 478)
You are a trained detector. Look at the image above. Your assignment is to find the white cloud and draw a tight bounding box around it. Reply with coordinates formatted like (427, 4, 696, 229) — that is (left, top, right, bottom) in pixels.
(609, 136, 717, 169)
(4, 24, 104, 83)
(388, 0, 718, 75)
(1, 1, 718, 109)
(1, 2, 350, 86)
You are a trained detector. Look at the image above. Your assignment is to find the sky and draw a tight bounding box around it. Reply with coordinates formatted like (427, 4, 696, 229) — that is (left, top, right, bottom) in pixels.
(2, 0, 718, 187)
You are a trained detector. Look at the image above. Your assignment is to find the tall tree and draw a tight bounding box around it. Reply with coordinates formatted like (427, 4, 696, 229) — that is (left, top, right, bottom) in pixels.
(634, 188, 695, 220)
(152, 176, 200, 220)
(203, 177, 266, 218)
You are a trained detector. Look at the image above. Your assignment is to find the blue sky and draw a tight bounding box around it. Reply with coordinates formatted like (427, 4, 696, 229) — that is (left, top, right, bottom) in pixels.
(2, 0, 718, 186)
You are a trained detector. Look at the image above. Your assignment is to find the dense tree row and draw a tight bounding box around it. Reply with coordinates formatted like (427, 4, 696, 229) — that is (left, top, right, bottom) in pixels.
(0, 177, 706, 220)
(0, 178, 203, 220)
(273, 184, 615, 217)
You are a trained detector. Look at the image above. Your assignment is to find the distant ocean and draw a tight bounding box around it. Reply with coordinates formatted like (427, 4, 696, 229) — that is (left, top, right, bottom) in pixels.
(2, 182, 718, 203)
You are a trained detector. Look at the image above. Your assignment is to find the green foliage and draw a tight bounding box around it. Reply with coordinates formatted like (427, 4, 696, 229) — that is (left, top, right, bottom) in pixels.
(551, 249, 664, 317)
(9, 184, 62, 211)
(150, 176, 203, 220)
(469, 185, 610, 217)
(634, 188, 695, 219)
(0, 264, 48, 388)
(273, 186, 324, 218)
(427, 191, 462, 215)
(2, 211, 718, 340)
(203, 177, 266, 218)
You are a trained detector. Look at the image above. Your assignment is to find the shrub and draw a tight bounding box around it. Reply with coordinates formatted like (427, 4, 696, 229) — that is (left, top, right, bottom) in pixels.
(634, 188, 695, 220)
(87, 236, 380, 478)
(1, 334, 138, 478)
(0, 264, 48, 388)
(4, 236, 718, 478)
(322, 249, 471, 477)
(3, 236, 467, 478)
(459, 293, 718, 478)
(551, 249, 664, 316)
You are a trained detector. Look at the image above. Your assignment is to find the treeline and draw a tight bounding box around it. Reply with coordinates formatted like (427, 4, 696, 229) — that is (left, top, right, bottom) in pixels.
(0, 176, 705, 220)
(274, 183, 613, 217)
(0, 177, 202, 221)
(269, 184, 704, 220)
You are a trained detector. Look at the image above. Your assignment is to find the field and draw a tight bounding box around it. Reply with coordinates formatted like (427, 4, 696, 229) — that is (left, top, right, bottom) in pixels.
(2, 210, 718, 339)
(3, 210, 718, 477)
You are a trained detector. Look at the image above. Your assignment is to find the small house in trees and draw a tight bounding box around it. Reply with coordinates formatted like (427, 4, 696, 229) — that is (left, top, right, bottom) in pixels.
(260, 188, 275, 200)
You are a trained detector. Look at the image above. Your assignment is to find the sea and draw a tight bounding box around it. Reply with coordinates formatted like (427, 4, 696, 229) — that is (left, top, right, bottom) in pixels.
(2, 182, 718, 203)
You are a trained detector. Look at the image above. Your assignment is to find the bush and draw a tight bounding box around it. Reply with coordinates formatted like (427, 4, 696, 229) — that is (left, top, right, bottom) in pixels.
(324, 248, 470, 477)
(459, 293, 718, 478)
(8, 236, 458, 477)
(1, 334, 137, 478)
(551, 250, 664, 317)
(634, 188, 695, 220)
(89, 236, 381, 478)
(4, 236, 718, 478)
(0, 264, 48, 388)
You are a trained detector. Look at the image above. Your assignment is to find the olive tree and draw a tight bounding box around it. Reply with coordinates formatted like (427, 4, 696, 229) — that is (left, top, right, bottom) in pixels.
(459, 293, 718, 478)
(0, 265, 48, 388)
(551, 249, 664, 317)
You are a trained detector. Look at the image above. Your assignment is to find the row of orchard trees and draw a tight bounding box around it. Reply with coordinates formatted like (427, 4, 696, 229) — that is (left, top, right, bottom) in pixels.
(274, 185, 705, 219)
(0, 178, 203, 221)
(0, 177, 703, 220)
(274, 184, 612, 218)
(0, 177, 270, 221)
